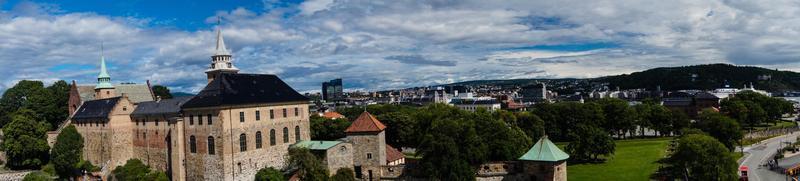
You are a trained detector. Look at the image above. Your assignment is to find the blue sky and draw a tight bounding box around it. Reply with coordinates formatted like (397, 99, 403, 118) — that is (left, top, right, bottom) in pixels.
(1, 0, 799, 93)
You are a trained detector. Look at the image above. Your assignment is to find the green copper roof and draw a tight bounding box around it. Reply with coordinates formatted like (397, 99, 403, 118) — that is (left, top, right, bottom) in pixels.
(95, 57, 114, 89)
(292, 140, 342, 150)
(519, 136, 569, 162)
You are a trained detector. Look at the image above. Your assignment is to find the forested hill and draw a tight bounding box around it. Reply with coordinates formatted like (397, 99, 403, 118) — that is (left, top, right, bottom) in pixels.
(594, 64, 800, 91)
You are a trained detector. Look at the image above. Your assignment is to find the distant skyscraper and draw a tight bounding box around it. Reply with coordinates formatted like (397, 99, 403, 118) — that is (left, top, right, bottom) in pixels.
(322, 78, 343, 101)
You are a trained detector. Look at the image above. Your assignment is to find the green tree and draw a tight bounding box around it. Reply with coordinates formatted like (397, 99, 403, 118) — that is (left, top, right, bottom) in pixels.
(2, 108, 50, 169)
(475, 110, 532, 161)
(415, 104, 486, 180)
(670, 110, 691, 135)
(517, 111, 545, 142)
(330, 168, 355, 181)
(112, 159, 168, 181)
(0, 80, 48, 127)
(633, 103, 653, 136)
(51, 125, 84, 179)
(694, 110, 743, 150)
(151, 85, 173, 99)
(663, 134, 738, 180)
(286, 148, 328, 181)
(309, 115, 351, 140)
(565, 125, 616, 161)
(377, 111, 418, 148)
(255, 167, 285, 181)
(44, 80, 70, 130)
(597, 98, 637, 138)
(648, 105, 673, 136)
(742, 100, 768, 126)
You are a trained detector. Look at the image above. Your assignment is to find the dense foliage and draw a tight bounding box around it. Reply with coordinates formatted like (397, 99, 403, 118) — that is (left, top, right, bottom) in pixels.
(112, 159, 169, 181)
(310, 115, 351, 140)
(51, 125, 84, 179)
(721, 91, 793, 128)
(254, 167, 285, 181)
(2, 108, 50, 169)
(22, 171, 53, 181)
(286, 147, 329, 181)
(597, 63, 800, 91)
(694, 110, 744, 151)
(151, 85, 173, 99)
(0, 80, 70, 130)
(661, 133, 738, 180)
(330, 168, 356, 181)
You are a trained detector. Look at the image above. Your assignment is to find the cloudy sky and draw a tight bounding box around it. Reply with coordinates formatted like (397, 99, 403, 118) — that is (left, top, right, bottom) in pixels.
(1, 0, 799, 93)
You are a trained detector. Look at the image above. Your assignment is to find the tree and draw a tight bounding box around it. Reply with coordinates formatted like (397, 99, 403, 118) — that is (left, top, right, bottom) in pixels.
(565, 125, 616, 161)
(152, 85, 173, 99)
(662, 134, 738, 180)
(330, 168, 355, 181)
(255, 167, 285, 181)
(670, 110, 690, 135)
(44, 80, 70, 130)
(694, 110, 743, 151)
(742, 100, 768, 126)
(2, 108, 50, 170)
(0, 80, 48, 127)
(516, 111, 545, 142)
(415, 104, 486, 180)
(377, 111, 418, 148)
(597, 98, 637, 138)
(633, 103, 653, 136)
(286, 148, 328, 181)
(51, 125, 84, 179)
(474, 110, 532, 161)
(310, 115, 350, 140)
(648, 105, 673, 136)
(112, 159, 169, 181)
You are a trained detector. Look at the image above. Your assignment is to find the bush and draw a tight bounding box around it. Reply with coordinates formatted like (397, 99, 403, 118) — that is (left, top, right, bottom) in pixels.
(40, 163, 55, 177)
(23, 171, 53, 181)
(330, 168, 355, 181)
(255, 167, 285, 181)
(112, 159, 168, 181)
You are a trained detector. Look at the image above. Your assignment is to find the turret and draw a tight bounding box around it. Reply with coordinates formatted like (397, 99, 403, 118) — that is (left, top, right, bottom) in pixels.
(205, 19, 239, 83)
(95, 53, 116, 99)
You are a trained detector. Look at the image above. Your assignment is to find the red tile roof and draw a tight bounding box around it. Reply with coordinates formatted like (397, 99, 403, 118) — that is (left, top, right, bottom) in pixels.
(386, 144, 404, 163)
(344, 112, 386, 133)
(322, 111, 346, 119)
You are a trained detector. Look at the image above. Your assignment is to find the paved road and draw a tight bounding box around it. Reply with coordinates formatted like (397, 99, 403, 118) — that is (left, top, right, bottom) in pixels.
(740, 131, 800, 181)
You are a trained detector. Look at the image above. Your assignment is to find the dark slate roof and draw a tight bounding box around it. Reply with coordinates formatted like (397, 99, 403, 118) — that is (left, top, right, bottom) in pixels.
(694, 92, 719, 100)
(450, 99, 500, 105)
(182, 73, 309, 109)
(662, 98, 692, 106)
(72, 97, 120, 120)
(132, 96, 193, 116)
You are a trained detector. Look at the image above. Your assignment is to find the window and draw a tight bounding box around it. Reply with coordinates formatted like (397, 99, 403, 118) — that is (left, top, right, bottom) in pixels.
(269, 110, 274, 119)
(255, 110, 261, 121)
(143, 132, 147, 140)
(211, 63, 215, 69)
(367, 153, 372, 159)
(189, 115, 194, 125)
(270, 129, 276, 146)
(189, 136, 196, 153)
(207, 114, 213, 125)
(239, 134, 247, 152)
(239, 112, 245, 122)
(198, 115, 203, 125)
(123, 106, 127, 111)
(283, 127, 289, 143)
(282, 109, 287, 118)
(256, 131, 263, 149)
(208, 136, 215, 155)
(294, 107, 299, 116)
(295, 126, 301, 142)
(155, 119, 159, 126)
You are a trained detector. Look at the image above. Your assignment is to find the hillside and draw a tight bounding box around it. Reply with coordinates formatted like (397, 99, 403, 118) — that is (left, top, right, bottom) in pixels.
(594, 64, 800, 91)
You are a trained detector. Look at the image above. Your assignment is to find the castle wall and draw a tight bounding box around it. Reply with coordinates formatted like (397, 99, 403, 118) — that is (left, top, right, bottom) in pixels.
(324, 142, 354, 175)
(183, 102, 310, 181)
(348, 131, 386, 180)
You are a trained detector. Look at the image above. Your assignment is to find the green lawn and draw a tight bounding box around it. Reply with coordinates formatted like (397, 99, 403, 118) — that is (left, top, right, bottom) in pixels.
(563, 137, 673, 181)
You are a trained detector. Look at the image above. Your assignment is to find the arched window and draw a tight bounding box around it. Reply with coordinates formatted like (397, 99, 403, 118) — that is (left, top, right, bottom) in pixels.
(270, 129, 276, 146)
(189, 136, 196, 153)
(295, 126, 301, 142)
(283, 127, 289, 143)
(208, 136, 215, 155)
(239, 134, 247, 152)
(256, 131, 263, 149)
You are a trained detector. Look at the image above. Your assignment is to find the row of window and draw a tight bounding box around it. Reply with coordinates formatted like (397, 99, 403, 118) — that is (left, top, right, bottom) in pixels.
(75, 122, 106, 127)
(188, 126, 302, 154)
(135, 119, 165, 126)
(238, 107, 302, 123)
(188, 114, 213, 125)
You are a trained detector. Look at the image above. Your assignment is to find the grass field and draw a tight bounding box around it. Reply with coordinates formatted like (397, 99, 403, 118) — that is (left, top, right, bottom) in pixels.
(563, 137, 673, 181)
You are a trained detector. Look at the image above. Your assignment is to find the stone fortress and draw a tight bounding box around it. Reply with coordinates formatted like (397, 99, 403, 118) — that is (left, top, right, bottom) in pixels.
(64, 25, 569, 181)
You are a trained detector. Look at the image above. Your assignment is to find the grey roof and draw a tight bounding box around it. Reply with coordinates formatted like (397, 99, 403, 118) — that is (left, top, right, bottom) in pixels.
(72, 97, 120, 120)
(132, 96, 192, 116)
(694, 92, 719, 100)
(182, 73, 309, 109)
(76, 84, 154, 103)
(662, 98, 692, 106)
(450, 99, 500, 105)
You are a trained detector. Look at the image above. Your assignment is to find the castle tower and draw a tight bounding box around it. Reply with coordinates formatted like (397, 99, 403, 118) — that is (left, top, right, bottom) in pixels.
(205, 21, 239, 83)
(95, 54, 116, 99)
(345, 111, 387, 180)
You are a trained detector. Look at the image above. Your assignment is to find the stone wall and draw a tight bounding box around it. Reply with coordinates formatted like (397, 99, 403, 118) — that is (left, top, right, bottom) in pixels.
(0, 171, 34, 181)
(324, 142, 354, 175)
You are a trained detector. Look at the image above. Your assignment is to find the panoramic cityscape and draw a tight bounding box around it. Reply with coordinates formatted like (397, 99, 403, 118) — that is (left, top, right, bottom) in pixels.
(2, 0, 800, 181)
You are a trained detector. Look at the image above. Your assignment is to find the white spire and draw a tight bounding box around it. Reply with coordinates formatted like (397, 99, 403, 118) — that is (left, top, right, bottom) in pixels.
(214, 17, 230, 56)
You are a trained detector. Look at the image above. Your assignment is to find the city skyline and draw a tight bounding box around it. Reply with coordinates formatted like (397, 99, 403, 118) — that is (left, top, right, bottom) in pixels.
(2, 0, 800, 93)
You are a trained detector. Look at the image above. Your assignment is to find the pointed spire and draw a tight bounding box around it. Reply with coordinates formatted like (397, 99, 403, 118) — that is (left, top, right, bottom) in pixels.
(215, 17, 230, 56)
(96, 44, 114, 89)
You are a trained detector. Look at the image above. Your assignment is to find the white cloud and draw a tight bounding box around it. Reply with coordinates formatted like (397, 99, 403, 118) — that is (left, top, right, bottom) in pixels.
(298, 0, 334, 15)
